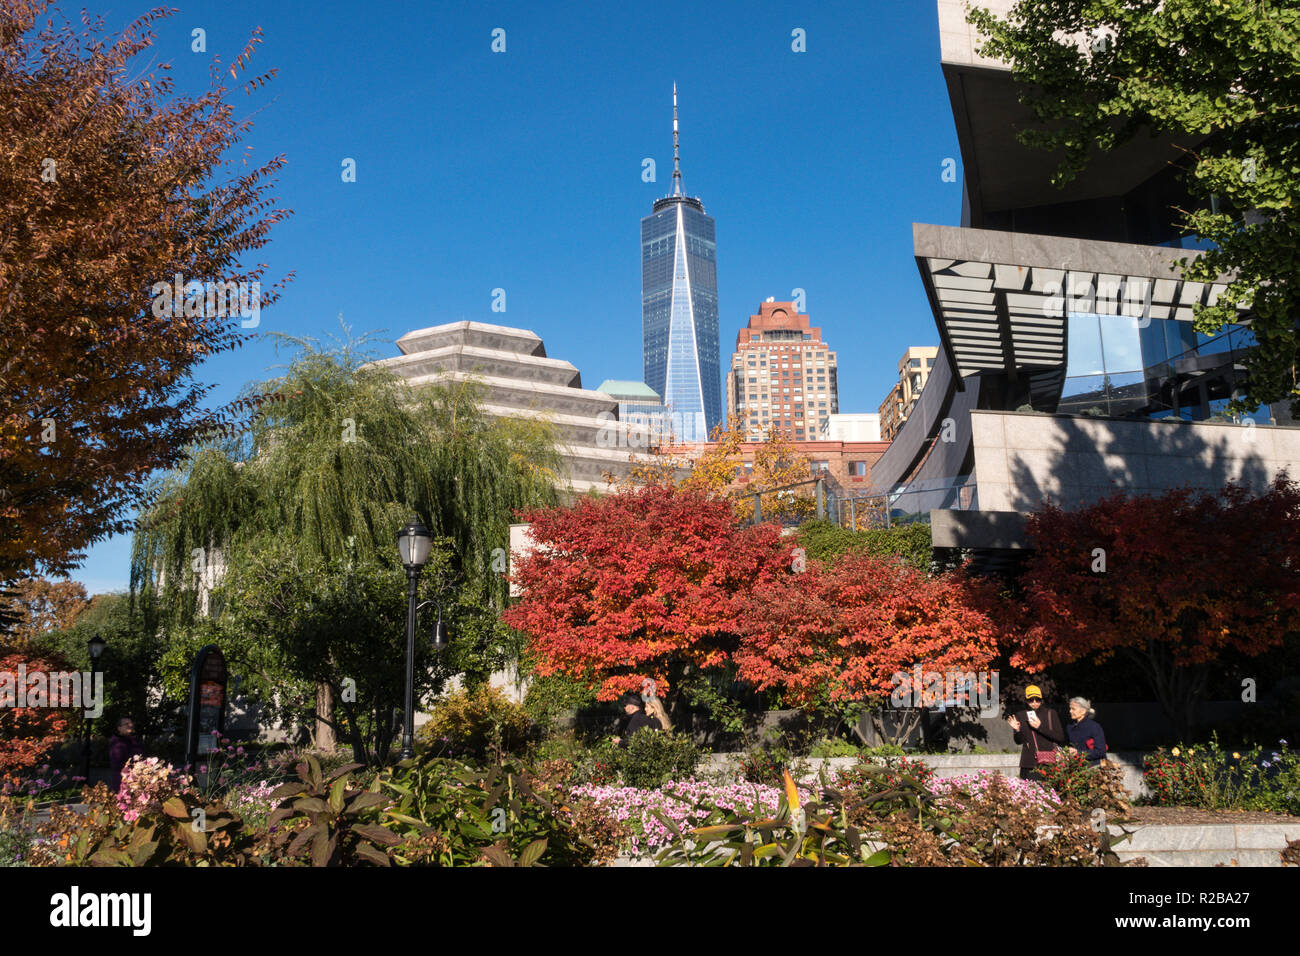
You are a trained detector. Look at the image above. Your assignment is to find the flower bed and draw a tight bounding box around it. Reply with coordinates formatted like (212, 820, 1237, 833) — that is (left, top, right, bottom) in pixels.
(570, 778, 815, 856)
(924, 771, 1060, 813)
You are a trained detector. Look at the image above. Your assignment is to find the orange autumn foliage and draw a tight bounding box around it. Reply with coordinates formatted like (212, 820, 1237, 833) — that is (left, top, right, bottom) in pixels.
(0, 3, 292, 580)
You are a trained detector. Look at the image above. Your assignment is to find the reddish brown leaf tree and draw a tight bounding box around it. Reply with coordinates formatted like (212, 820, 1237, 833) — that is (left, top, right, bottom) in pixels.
(0, 576, 88, 647)
(0, 3, 292, 581)
(1018, 474, 1300, 739)
(735, 549, 1007, 744)
(503, 483, 795, 703)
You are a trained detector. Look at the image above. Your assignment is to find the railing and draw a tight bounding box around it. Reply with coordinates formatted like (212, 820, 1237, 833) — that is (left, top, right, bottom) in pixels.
(744, 477, 830, 527)
(825, 475, 978, 530)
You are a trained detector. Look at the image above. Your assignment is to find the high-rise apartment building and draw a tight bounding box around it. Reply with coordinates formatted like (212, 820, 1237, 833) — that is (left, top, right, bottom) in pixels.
(725, 299, 839, 441)
(878, 346, 939, 442)
(641, 85, 721, 443)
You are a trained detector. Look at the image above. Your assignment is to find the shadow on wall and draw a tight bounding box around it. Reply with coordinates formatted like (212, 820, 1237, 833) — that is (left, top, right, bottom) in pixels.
(996, 413, 1280, 513)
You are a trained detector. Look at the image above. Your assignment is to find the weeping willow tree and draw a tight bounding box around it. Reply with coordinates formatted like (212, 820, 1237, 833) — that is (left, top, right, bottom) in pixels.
(130, 329, 561, 762)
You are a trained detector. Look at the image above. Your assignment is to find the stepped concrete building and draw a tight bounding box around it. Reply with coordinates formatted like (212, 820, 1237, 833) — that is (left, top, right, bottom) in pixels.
(373, 320, 657, 495)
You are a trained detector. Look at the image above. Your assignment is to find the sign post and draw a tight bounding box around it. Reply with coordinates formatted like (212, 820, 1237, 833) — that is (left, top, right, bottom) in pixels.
(185, 645, 228, 780)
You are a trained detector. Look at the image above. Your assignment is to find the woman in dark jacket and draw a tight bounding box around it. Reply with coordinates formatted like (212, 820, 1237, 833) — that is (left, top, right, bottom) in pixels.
(1006, 685, 1067, 781)
(612, 693, 662, 748)
(1066, 697, 1108, 764)
(108, 716, 144, 792)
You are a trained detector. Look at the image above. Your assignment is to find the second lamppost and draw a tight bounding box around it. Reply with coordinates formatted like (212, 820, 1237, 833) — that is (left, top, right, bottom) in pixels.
(396, 517, 433, 761)
(83, 634, 106, 781)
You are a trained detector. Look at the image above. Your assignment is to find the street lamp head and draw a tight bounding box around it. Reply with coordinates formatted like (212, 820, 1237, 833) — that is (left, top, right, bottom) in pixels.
(88, 634, 106, 660)
(396, 516, 433, 570)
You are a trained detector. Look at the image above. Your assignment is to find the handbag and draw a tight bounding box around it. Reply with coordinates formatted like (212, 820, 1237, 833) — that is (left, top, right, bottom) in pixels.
(1028, 724, 1058, 765)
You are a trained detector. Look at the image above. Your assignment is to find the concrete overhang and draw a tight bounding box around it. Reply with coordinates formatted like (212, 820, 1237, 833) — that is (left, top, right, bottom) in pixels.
(913, 223, 1234, 385)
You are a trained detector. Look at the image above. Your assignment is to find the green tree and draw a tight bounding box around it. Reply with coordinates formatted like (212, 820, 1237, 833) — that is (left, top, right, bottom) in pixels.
(968, 0, 1300, 415)
(36, 591, 175, 739)
(130, 330, 560, 762)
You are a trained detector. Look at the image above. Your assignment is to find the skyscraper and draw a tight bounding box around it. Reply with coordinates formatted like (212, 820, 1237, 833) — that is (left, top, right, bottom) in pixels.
(726, 299, 840, 441)
(641, 84, 721, 443)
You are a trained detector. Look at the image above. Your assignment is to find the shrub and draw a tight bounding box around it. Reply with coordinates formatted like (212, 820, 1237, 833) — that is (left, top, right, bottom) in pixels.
(184, 732, 285, 801)
(527, 730, 586, 768)
(417, 686, 537, 760)
(27, 784, 124, 866)
(377, 756, 598, 866)
(809, 737, 863, 758)
(572, 738, 623, 786)
(836, 754, 935, 793)
(795, 519, 933, 571)
(224, 779, 280, 831)
(1246, 741, 1300, 816)
(0, 799, 37, 866)
(1038, 751, 1131, 816)
(655, 766, 1132, 867)
(1143, 736, 1298, 813)
(521, 673, 597, 735)
(621, 730, 702, 788)
(571, 731, 702, 788)
(263, 756, 399, 866)
(117, 756, 191, 823)
(737, 729, 809, 785)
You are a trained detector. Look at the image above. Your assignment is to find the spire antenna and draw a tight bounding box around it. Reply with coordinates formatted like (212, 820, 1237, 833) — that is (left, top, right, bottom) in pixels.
(672, 82, 682, 196)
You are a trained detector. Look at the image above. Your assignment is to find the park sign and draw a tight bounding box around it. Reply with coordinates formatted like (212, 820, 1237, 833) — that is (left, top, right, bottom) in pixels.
(184, 644, 227, 768)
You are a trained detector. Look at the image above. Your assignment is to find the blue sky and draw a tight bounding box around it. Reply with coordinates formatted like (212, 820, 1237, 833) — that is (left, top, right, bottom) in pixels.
(72, 0, 965, 593)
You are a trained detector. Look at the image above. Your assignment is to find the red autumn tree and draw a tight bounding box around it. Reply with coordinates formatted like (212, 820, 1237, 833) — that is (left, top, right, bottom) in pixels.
(1018, 474, 1300, 739)
(0, 648, 74, 775)
(0, 3, 292, 583)
(736, 549, 1007, 744)
(503, 483, 795, 705)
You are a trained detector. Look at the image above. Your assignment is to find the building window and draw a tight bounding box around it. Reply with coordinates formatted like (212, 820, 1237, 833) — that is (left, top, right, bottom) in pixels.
(847, 460, 868, 477)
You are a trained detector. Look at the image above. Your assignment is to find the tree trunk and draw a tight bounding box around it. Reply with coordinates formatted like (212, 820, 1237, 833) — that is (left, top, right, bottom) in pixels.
(1125, 643, 1208, 743)
(314, 682, 336, 753)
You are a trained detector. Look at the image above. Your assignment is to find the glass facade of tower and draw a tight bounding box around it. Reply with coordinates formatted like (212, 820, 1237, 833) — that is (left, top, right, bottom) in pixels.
(1057, 313, 1270, 423)
(642, 196, 721, 442)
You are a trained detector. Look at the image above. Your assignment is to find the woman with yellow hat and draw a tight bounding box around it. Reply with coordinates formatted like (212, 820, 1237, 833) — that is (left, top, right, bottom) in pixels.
(1006, 685, 1066, 781)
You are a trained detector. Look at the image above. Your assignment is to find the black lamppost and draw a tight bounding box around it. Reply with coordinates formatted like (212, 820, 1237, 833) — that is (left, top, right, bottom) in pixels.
(396, 517, 433, 761)
(83, 633, 106, 781)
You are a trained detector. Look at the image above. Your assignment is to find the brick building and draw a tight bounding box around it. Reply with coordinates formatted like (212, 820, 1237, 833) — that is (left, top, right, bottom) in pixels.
(675, 437, 889, 499)
(725, 300, 839, 442)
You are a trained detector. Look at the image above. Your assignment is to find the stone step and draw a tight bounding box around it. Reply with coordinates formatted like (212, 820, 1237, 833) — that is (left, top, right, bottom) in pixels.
(380, 343, 582, 388)
(394, 321, 548, 358)
(399, 370, 617, 419)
